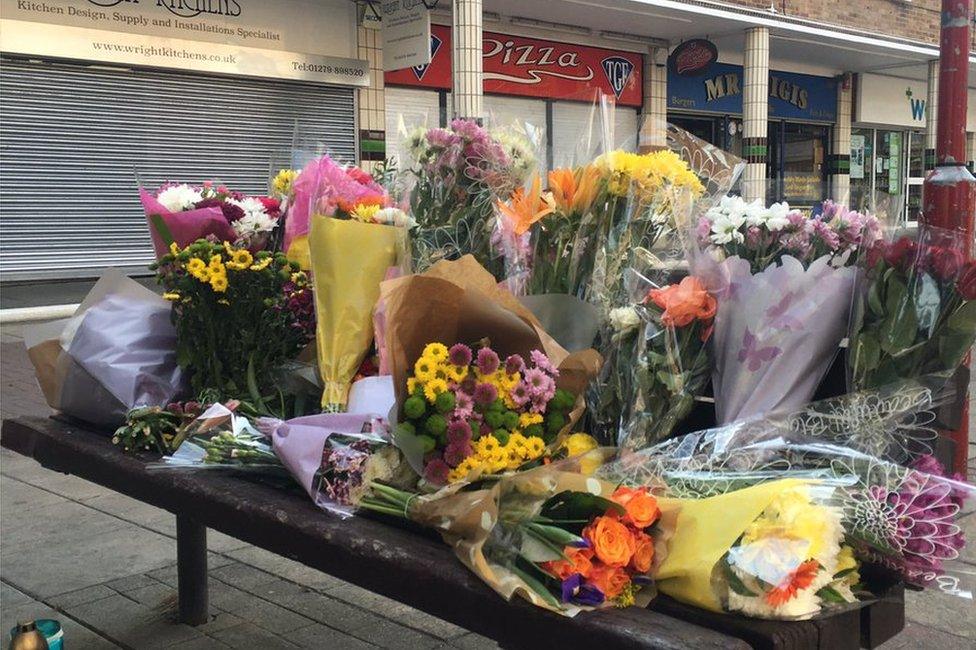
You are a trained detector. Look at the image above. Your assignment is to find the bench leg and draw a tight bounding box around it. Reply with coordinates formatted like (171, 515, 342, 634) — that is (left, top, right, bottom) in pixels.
(176, 515, 209, 625)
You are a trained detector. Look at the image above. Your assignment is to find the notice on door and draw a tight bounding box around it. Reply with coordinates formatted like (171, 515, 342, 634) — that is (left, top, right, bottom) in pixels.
(382, 1, 431, 72)
(850, 134, 865, 180)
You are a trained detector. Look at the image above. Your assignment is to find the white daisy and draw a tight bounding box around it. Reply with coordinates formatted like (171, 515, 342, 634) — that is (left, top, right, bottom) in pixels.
(157, 184, 203, 212)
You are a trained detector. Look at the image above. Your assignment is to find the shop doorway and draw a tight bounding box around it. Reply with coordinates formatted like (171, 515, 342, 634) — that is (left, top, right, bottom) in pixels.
(849, 127, 920, 224)
(767, 121, 829, 209)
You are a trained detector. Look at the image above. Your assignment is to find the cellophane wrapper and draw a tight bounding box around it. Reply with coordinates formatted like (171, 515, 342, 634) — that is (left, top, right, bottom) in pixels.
(848, 223, 976, 393)
(260, 413, 414, 518)
(395, 449, 678, 616)
(599, 381, 976, 611)
(139, 187, 236, 260)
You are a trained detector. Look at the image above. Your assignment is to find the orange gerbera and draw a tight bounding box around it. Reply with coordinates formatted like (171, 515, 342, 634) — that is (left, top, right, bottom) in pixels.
(764, 560, 820, 607)
(497, 174, 555, 236)
(645, 276, 717, 328)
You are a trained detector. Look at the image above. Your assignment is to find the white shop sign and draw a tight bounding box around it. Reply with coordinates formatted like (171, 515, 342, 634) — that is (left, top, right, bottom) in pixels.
(381, 0, 431, 72)
(857, 73, 976, 131)
(0, 0, 367, 84)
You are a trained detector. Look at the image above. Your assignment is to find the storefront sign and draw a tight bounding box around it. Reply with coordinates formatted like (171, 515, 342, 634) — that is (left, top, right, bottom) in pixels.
(0, 0, 366, 84)
(667, 62, 837, 122)
(854, 74, 928, 128)
(385, 24, 643, 107)
(381, 1, 431, 72)
(850, 134, 866, 180)
(668, 39, 717, 77)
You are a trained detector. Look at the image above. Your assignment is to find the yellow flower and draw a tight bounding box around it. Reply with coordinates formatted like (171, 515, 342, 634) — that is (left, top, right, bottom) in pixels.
(406, 377, 419, 395)
(835, 545, 860, 586)
(208, 254, 223, 269)
(524, 436, 546, 459)
(423, 378, 448, 403)
(476, 435, 500, 457)
(194, 267, 212, 283)
(169, 242, 181, 256)
(422, 342, 449, 363)
(519, 413, 543, 428)
(351, 203, 381, 223)
(446, 364, 468, 383)
(414, 357, 436, 383)
(742, 487, 840, 564)
(488, 447, 509, 473)
(232, 249, 253, 267)
(187, 258, 206, 276)
(563, 433, 598, 457)
(210, 273, 229, 293)
(250, 257, 273, 271)
(163, 292, 180, 301)
(272, 168, 298, 197)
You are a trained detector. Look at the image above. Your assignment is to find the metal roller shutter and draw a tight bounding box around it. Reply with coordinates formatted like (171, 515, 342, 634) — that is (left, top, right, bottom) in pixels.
(384, 87, 441, 167)
(552, 101, 640, 169)
(484, 94, 548, 176)
(0, 58, 356, 281)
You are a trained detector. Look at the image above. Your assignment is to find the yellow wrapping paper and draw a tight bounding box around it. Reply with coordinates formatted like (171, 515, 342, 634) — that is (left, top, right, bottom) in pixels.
(286, 234, 312, 271)
(309, 217, 398, 410)
(655, 478, 804, 612)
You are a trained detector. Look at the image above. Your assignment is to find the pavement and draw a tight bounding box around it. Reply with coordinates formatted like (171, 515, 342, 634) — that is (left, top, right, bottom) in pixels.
(1, 321, 975, 649)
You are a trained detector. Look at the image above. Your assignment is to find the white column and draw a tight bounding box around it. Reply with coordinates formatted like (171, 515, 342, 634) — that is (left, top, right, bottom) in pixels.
(451, 0, 483, 121)
(926, 60, 939, 172)
(742, 27, 769, 203)
(639, 47, 667, 152)
(831, 74, 853, 204)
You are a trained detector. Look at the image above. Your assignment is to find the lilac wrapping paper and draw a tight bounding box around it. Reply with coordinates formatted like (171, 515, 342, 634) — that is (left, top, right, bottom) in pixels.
(139, 188, 236, 258)
(709, 255, 857, 424)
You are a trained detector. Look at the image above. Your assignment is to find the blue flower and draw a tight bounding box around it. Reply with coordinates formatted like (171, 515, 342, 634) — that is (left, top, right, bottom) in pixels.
(561, 573, 604, 606)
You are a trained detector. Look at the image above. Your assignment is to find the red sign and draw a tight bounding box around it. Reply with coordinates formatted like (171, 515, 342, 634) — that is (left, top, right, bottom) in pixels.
(385, 25, 643, 107)
(668, 39, 718, 77)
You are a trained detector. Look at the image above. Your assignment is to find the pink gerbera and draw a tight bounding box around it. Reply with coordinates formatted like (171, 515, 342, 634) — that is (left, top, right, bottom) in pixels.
(449, 343, 473, 367)
(476, 348, 500, 375)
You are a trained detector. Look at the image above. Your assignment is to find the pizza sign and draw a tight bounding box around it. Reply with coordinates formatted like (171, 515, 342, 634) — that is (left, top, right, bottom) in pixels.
(385, 24, 643, 107)
(668, 39, 718, 77)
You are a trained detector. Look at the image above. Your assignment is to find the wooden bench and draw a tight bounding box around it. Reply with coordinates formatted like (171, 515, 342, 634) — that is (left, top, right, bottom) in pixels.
(1, 416, 906, 650)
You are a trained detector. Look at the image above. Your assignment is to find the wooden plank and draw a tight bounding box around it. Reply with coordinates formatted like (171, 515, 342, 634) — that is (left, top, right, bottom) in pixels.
(1, 416, 742, 650)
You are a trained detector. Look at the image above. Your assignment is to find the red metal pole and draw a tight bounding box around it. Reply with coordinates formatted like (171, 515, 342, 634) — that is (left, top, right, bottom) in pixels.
(922, 0, 976, 477)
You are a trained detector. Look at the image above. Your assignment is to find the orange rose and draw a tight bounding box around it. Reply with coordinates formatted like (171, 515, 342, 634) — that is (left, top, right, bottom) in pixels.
(645, 276, 717, 328)
(541, 546, 594, 580)
(630, 531, 655, 574)
(584, 516, 636, 567)
(611, 486, 661, 529)
(587, 564, 631, 600)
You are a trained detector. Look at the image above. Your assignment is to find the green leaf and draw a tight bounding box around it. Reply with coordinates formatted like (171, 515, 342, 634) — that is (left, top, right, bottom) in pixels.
(939, 332, 974, 369)
(851, 332, 881, 374)
(834, 568, 857, 579)
(947, 300, 976, 332)
(525, 522, 586, 547)
(884, 276, 907, 315)
(816, 585, 850, 604)
(880, 297, 918, 354)
(519, 528, 566, 563)
(540, 490, 625, 524)
(510, 563, 561, 608)
(149, 213, 176, 247)
(722, 560, 758, 597)
(867, 281, 885, 316)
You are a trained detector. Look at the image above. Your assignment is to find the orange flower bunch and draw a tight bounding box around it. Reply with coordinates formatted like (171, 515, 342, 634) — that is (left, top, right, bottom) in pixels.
(548, 166, 600, 215)
(646, 276, 717, 330)
(496, 174, 555, 236)
(542, 486, 661, 605)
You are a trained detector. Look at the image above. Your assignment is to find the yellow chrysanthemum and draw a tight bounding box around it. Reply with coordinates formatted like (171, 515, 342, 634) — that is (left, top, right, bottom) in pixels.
(187, 258, 206, 275)
(351, 203, 381, 223)
(406, 377, 419, 395)
(423, 378, 448, 403)
(250, 257, 273, 271)
(210, 273, 229, 293)
(422, 343, 449, 363)
(232, 249, 253, 267)
(446, 364, 468, 383)
(169, 242, 181, 256)
(272, 168, 298, 197)
(563, 432, 598, 457)
(226, 261, 248, 272)
(519, 413, 543, 428)
(524, 436, 546, 459)
(476, 435, 500, 456)
(193, 267, 212, 283)
(208, 254, 223, 269)
(414, 358, 436, 383)
(163, 292, 180, 301)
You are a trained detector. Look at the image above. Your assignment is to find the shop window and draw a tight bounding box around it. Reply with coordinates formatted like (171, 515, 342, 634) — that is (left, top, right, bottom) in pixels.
(849, 128, 873, 214)
(771, 122, 828, 208)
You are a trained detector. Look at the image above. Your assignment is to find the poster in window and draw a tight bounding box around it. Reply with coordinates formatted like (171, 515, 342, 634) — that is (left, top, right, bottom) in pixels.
(783, 173, 824, 204)
(888, 133, 901, 194)
(850, 134, 865, 180)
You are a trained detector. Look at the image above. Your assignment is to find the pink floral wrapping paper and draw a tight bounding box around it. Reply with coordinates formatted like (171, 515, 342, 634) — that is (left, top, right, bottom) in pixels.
(139, 188, 236, 258)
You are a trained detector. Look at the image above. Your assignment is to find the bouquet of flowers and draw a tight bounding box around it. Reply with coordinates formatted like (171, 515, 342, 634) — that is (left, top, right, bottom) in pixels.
(397, 342, 577, 485)
(378, 256, 601, 483)
(848, 223, 976, 391)
(262, 413, 414, 517)
(402, 119, 536, 278)
(691, 197, 882, 423)
(360, 451, 675, 614)
(113, 401, 203, 454)
(141, 181, 281, 258)
(153, 240, 315, 411)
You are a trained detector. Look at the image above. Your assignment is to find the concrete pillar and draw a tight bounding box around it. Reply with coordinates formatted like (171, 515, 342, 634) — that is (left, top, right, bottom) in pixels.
(925, 60, 939, 171)
(358, 24, 385, 171)
(451, 0, 483, 121)
(830, 74, 853, 204)
(742, 27, 769, 203)
(967, 132, 976, 172)
(639, 47, 667, 152)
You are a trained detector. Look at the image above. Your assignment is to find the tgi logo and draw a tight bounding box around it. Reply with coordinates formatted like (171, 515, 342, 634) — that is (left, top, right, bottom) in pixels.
(601, 56, 633, 99)
(412, 33, 442, 81)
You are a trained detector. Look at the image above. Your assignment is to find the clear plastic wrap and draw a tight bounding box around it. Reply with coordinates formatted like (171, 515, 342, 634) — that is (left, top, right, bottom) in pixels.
(848, 222, 976, 392)
(25, 270, 185, 430)
(600, 382, 976, 604)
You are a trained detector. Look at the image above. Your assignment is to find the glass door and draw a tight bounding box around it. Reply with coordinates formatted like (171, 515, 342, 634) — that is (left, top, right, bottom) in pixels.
(905, 130, 925, 224)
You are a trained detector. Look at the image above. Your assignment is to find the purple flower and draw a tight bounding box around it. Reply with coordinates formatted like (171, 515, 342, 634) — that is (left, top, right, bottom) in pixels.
(504, 354, 525, 375)
(473, 382, 498, 406)
(447, 420, 472, 444)
(453, 391, 474, 418)
(426, 128, 461, 149)
(529, 349, 558, 376)
(476, 348, 500, 375)
(450, 118, 488, 142)
(561, 574, 604, 606)
(530, 394, 549, 414)
(511, 382, 531, 408)
(695, 216, 712, 244)
(449, 343, 473, 367)
(459, 378, 477, 395)
(523, 367, 556, 402)
(423, 458, 450, 485)
(911, 454, 946, 477)
(444, 441, 473, 468)
(811, 219, 841, 251)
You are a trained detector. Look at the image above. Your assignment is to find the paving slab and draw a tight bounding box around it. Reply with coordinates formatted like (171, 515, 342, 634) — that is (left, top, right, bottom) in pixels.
(224, 546, 346, 591)
(289, 622, 379, 649)
(208, 580, 316, 635)
(207, 622, 303, 649)
(62, 593, 203, 648)
(0, 584, 120, 650)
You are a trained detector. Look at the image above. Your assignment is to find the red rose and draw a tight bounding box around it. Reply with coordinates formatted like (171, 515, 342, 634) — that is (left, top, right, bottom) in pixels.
(931, 247, 965, 281)
(958, 261, 976, 300)
(865, 240, 887, 269)
(883, 237, 918, 270)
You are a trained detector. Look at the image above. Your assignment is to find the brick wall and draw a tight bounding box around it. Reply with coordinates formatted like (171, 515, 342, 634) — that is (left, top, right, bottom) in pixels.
(722, 0, 973, 48)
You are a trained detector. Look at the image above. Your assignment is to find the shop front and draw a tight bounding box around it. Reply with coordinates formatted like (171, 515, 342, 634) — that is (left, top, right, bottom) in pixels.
(384, 24, 644, 173)
(667, 59, 838, 208)
(0, 0, 367, 281)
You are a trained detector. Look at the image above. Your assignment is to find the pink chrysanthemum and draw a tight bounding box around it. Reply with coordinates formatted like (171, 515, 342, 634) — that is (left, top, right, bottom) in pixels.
(504, 354, 525, 375)
(449, 343, 473, 367)
(523, 367, 556, 401)
(453, 391, 474, 418)
(510, 382, 531, 408)
(473, 382, 498, 406)
(476, 348, 500, 375)
(444, 441, 473, 468)
(529, 349, 557, 376)
(424, 458, 450, 484)
(447, 420, 472, 444)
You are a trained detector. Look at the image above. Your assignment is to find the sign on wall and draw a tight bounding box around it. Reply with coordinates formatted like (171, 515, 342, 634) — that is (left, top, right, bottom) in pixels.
(382, 1, 431, 72)
(385, 24, 643, 107)
(0, 0, 367, 85)
(667, 61, 837, 122)
(855, 74, 928, 128)
(668, 39, 717, 77)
